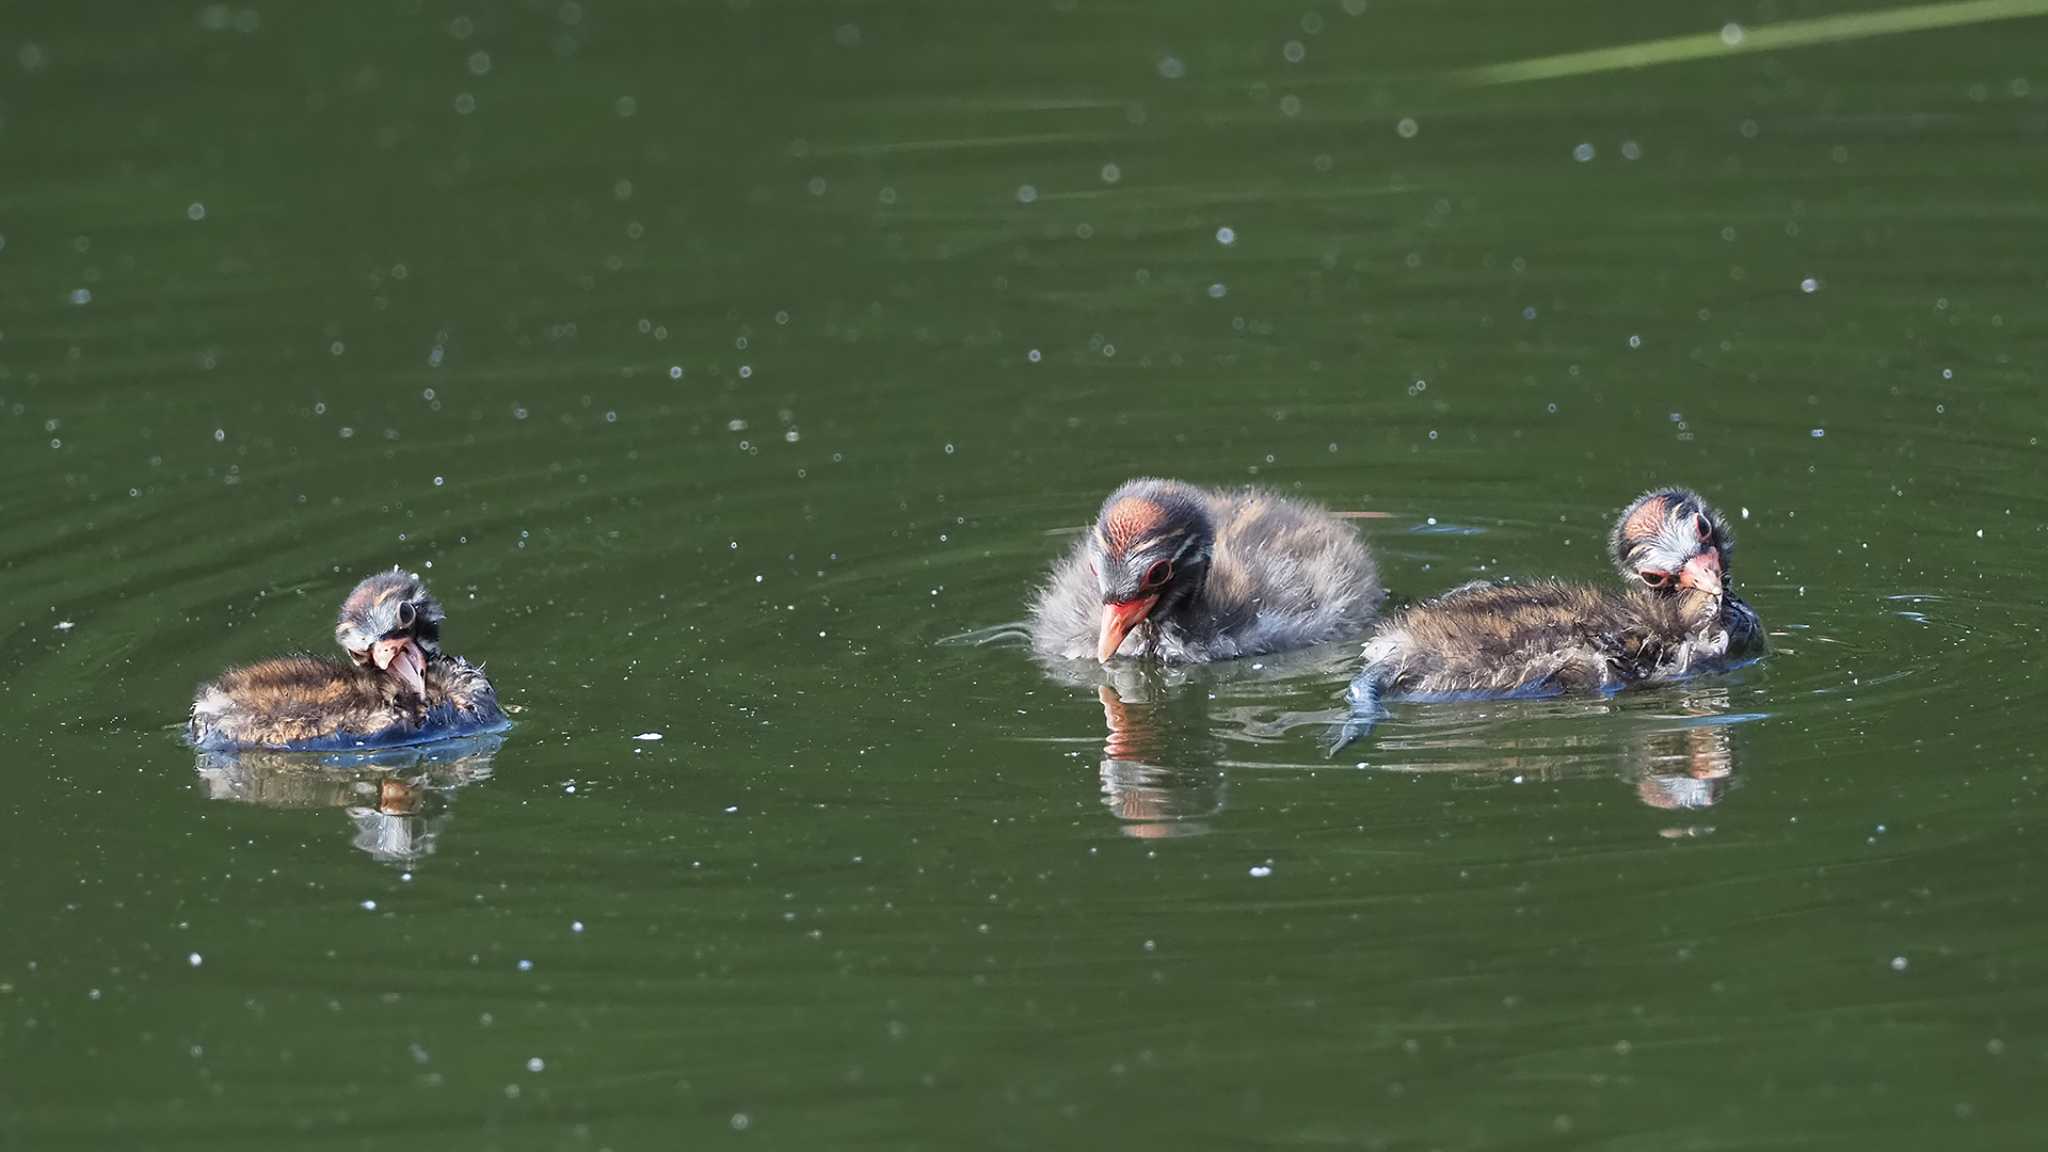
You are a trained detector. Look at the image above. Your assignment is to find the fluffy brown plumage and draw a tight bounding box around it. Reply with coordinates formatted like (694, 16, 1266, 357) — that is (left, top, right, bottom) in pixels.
(1029, 478, 1382, 664)
(1336, 488, 1763, 750)
(187, 569, 506, 751)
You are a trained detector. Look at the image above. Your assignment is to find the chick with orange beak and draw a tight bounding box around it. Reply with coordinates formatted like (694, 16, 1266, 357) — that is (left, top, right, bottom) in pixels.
(1029, 478, 1382, 665)
(188, 569, 506, 751)
(1334, 487, 1764, 751)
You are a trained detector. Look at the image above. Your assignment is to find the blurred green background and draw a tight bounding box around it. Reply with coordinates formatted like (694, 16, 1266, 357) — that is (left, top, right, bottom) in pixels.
(4, 1, 2046, 1147)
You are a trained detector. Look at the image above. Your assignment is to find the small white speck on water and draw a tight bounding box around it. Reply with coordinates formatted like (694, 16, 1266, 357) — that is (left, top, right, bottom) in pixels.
(1976, 529, 1984, 539)
(1250, 663, 1264, 670)
(1395, 116, 1418, 138)
(1513, 775, 1526, 784)
(634, 732, 662, 741)
(1627, 334, 1641, 349)
(1426, 516, 1438, 525)
(1207, 282, 1227, 299)
(731, 1113, 752, 1132)
(1248, 865, 1273, 878)
(1027, 348, 1042, 363)
(1100, 162, 1121, 184)
(1801, 277, 1821, 293)
(1721, 22, 1745, 46)
(526, 1057, 545, 1073)
(1890, 955, 1909, 972)
(1015, 184, 1038, 204)
(1156, 54, 1185, 80)
(516, 959, 533, 972)
(1810, 428, 1825, 438)
(360, 899, 378, 911)
(186, 202, 207, 221)
(188, 953, 203, 968)
(69, 288, 93, 306)
(400, 871, 413, 882)
(725, 805, 740, 814)
(1215, 226, 1236, 246)
(1572, 142, 1596, 162)
(53, 621, 75, 632)
(1741, 507, 1750, 519)
(571, 921, 585, 934)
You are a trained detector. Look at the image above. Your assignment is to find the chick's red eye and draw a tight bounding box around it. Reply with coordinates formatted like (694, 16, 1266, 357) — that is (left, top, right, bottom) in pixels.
(1639, 570, 1671, 588)
(1143, 559, 1173, 588)
(1693, 513, 1712, 542)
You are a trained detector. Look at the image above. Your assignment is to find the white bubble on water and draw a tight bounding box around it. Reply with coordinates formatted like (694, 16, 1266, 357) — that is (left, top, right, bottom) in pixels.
(1099, 162, 1121, 184)
(1248, 865, 1273, 878)
(187, 202, 207, 221)
(1396, 116, 1418, 139)
(1573, 142, 1596, 162)
(1801, 277, 1821, 293)
(1215, 226, 1235, 246)
(1208, 282, 1227, 299)
(1015, 184, 1038, 204)
(1156, 55, 1185, 80)
(1721, 22, 1745, 46)
(69, 288, 93, 305)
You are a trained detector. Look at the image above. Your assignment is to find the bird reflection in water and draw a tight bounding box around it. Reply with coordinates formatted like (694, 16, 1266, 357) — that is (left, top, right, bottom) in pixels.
(194, 735, 502, 865)
(1095, 673, 1227, 839)
(1629, 686, 1747, 835)
(1360, 683, 1755, 823)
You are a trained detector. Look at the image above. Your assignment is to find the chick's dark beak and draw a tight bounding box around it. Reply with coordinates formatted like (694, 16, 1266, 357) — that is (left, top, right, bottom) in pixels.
(372, 635, 427, 698)
(1678, 549, 1723, 596)
(1097, 595, 1159, 662)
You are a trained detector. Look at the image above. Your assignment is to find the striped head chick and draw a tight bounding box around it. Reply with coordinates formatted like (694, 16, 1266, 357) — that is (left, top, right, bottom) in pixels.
(1088, 479, 1215, 662)
(334, 568, 445, 702)
(1609, 487, 1735, 621)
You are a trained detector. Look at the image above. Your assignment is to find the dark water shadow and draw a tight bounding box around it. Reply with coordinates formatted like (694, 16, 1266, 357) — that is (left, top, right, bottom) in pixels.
(193, 735, 503, 867)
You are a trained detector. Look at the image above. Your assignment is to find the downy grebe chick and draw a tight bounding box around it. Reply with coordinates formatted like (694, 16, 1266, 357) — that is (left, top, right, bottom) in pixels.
(188, 569, 507, 751)
(1030, 478, 1382, 664)
(1335, 488, 1762, 750)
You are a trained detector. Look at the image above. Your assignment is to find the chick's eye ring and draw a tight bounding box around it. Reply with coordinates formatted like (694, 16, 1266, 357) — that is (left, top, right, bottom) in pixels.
(1143, 559, 1173, 588)
(1639, 570, 1671, 589)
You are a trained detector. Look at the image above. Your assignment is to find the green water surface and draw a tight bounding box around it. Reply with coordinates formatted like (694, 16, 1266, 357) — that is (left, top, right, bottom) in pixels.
(4, 2, 2047, 1147)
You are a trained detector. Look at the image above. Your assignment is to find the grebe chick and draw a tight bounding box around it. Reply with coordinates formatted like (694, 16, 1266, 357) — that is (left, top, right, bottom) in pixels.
(1335, 488, 1762, 750)
(1030, 478, 1382, 664)
(188, 569, 506, 751)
